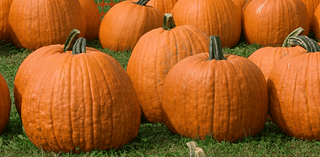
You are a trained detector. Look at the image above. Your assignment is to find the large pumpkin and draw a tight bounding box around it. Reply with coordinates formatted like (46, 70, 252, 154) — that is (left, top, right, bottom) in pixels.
(99, 0, 162, 52)
(127, 13, 209, 123)
(268, 35, 320, 141)
(0, 73, 11, 134)
(78, 0, 101, 40)
(19, 30, 141, 153)
(0, 0, 13, 43)
(243, 0, 310, 47)
(171, 0, 241, 48)
(162, 36, 268, 141)
(9, 0, 86, 50)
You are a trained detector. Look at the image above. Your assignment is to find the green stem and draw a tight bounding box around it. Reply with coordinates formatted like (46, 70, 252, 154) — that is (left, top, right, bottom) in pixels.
(64, 29, 81, 52)
(163, 13, 176, 30)
(135, 0, 149, 5)
(72, 38, 87, 55)
(287, 35, 320, 52)
(207, 36, 226, 61)
(282, 27, 305, 47)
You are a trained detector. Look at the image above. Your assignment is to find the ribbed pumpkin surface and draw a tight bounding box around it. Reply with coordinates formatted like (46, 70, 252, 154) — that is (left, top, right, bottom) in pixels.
(162, 52, 268, 141)
(9, 0, 86, 50)
(0, 0, 13, 42)
(127, 15, 209, 123)
(0, 73, 11, 134)
(20, 44, 141, 153)
(171, 0, 241, 48)
(243, 0, 310, 46)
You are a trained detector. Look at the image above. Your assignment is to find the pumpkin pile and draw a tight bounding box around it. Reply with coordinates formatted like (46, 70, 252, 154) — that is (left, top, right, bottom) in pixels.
(2, 0, 320, 154)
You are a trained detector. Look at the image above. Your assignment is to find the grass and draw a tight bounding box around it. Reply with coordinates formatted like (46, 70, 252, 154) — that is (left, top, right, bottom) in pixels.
(1, 39, 320, 157)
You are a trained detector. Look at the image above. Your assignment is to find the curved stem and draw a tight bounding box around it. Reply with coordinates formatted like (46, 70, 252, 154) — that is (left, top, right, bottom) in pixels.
(287, 35, 320, 52)
(163, 13, 176, 30)
(282, 27, 305, 47)
(135, 0, 149, 6)
(64, 29, 81, 52)
(72, 38, 87, 55)
(207, 36, 226, 61)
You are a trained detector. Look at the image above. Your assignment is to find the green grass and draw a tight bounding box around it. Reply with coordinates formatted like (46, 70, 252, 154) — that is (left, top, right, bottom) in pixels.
(1, 39, 320, 157)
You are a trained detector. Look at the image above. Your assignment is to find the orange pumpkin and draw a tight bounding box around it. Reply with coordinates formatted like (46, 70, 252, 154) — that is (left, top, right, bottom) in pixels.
(172, 0, 241, 48)
(300, 0, 320, 24)
(243, 0, 310, 46)
(99, 0, 162, 52)
(0, 73, 11, 134)
(127, 13, 209, 123)
(20, 30, 141, 153)
(9, 0, 86, 50)
(268, 35, 320, 140)
(78, 0, 101, 40)
(0, 0, 13, 43)
(162, 36, 268, 141)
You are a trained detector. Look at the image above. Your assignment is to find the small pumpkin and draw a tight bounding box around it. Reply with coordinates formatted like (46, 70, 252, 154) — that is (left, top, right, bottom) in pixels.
(127, 13, 209, 123)
(172, 0, 241, 48)
(20, 30, 141, 153)
(0, 0, 13, 43)
(268, 35, 320, 140)
(9, 0, 86, 50)
(243, 0, 310, 46)
(162, 36, 268, 141)
(99, 0, 162, 52)
(0, 73, 11, 134)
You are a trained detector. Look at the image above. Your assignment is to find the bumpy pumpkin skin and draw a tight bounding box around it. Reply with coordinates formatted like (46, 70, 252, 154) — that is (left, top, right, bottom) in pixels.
(243, 0, 310, 46)
(268, 51, 320, 140)
(162, 53, 268, 141)
(8, 0, 86, 50)
(0, 73, 11, 134)
(127, 16, 209, 123)
(171, 0, 241, 48)
(78, 0, 101, 40)
(21, 44, 141, 153)
(99, 1, 162, 52)
(0, 0, 13, 43)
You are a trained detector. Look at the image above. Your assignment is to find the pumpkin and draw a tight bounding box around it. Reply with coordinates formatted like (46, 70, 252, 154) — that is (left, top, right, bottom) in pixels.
(171, 0, 241, 48)
(0, 73, 11, 134)
(300, 0, 320, 24)
(99, 0, 162, 52)
(243, 0, 310, 47)
(20, 30, 141, 153)
(130, 0, 179, 14)
(126, 13, 209, 123)
(9, 0, 86, 50)
(248, 27, 307, 81)
(95, 0, 125, 20)
(162, 36, 268, 141)
(268, 35, 320, 140)
(0, 0, 13, 43)
(311, 4, 320, 40)
(78, 0, 101, 40)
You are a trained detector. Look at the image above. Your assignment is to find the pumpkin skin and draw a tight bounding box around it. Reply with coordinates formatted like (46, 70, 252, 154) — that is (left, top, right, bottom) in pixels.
(78, 0, 101, 40)
(127, 13, 209, 123)
(99, 0, 162, 52)
(162, 36, 268, 141)
(0, 0, 13, 43)
(0, 73, 11, 134)
(9, 0, 86, 50)
(300, 0, 320, 24)
(311, 4, 320, 39)
(268, 35, 320, 140)
(243, 0, 310, 47)
(20, 36, 141, 153)
(171, 0, 241, 48)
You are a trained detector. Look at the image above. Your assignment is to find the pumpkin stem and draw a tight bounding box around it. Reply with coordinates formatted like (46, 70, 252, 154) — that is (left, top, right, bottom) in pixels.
(64, 29, 81, 52)
(72, 38, 87, 55)
(282, 27, 305, 47)
(207, 36, 226, 61)
(287, 35, 320, 52)
(135, 0, 150, 5)
(163, 13, 176, 30)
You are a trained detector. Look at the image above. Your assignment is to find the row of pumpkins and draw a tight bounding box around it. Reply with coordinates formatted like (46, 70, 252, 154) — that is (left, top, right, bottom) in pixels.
(0, 0, 320, 154)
